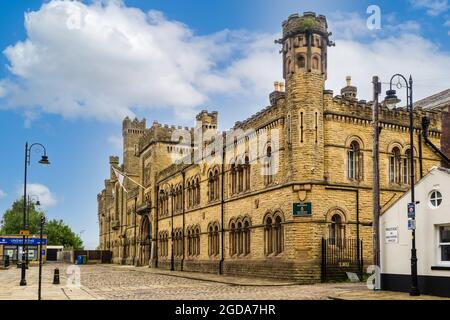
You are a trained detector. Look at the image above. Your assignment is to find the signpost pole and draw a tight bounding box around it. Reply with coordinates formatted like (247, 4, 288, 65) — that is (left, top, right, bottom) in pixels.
(38, 215, 45, 300)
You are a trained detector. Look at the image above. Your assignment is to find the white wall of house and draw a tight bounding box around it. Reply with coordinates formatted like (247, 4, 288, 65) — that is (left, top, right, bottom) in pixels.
(381, 167, 450, 277)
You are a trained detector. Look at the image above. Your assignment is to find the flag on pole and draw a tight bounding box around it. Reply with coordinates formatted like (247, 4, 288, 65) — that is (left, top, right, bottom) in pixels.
(112, 166, 127, 193)
(111, 166, 146, 192)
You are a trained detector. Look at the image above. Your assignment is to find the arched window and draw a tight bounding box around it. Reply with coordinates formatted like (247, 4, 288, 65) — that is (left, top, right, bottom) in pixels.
(348, 141, 363, 180)
(209, 169, 220, 202)
(297, 54, 306, 69)
(187, 180, 191, 208)
(187, 229, 192, 256)
(208, 171, 214, 201)
(195, 227, 200, 256)
(237, 160, 244, 193)
(230, 163, 236, 195)
(264, 214, 283, 255)
(329, 213, 345, 246)
(274, 215, 283, 254)
(195, 177, 200, 205)
(402, 149, 414, 184)
(265, 216, 273, 255)
(264, 146, 273, 186)
(214, 224, 219, 256)
(244, 220, 250, 255)
(214, 169, 220, 200)
(237, 221, 243, 255)
(390, 147, 401, 184)
(312, 56, 320, 70)
(178, 231, 183, 256)
(244, 156, 250, 191)
(208, 225, 214, 256)
(230, 222, 236, 256)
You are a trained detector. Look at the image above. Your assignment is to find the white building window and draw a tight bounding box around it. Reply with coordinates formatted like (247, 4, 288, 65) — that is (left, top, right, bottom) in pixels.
(438, 226, 450, 265)
(430, 190, 443, 209)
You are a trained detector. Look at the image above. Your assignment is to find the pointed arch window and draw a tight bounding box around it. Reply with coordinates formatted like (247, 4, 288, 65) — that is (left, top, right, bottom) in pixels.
(312, 56, 320, 70)
(297, 54, 306, 69)
(243, 220, 250, 255)
(230, 222, 236, 256)
(329, 213, 346, 246)
(389, 147, 401, 184)
(348, 140, 363, 181)
(244, 156, 250, 191)
(264, 146, 273, 186)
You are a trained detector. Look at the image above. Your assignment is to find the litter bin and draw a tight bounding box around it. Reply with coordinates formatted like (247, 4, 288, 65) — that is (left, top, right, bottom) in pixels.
(76, 255, 83, 265)
(4, 255, 9, 268)
(82, 255, 87, 264)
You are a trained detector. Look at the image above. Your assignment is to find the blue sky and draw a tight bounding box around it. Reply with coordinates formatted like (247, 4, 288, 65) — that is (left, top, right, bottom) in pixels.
(0, 0, 449, 249)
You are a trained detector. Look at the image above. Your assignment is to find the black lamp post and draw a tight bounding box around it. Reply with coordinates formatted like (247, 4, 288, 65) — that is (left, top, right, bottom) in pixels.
(25, 195, 40, 268)
(20, 142, 50, 286)
(384, 74, 420, 296)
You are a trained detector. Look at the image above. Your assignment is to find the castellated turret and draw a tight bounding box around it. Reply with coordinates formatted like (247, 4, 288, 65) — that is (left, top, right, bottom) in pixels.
(341, 76, 357, 100)
(278, 12, 334, 80)
(196, 110, 218, 130)
(276, 12, 334, 182)
(122, 117, 146, 174)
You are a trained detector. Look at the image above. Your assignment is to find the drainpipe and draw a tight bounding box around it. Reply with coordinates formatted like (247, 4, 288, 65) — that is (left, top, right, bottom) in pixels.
(181, 170, 186, 271)
(422, 116, 450, 165)
(219, 132, 226, 275)
(418, 132, 424, 179)
(154, 183, 159, 268)
(133, 197, 137, 266)
(171, 187, 174, 271)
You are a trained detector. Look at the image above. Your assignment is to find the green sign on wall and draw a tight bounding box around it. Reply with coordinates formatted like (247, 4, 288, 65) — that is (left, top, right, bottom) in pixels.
(293, 202, 312, 216)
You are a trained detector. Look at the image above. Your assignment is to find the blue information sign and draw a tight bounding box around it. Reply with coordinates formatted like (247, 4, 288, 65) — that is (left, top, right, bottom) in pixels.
(0, 238, 47, 245)
(407, 203, 415, 219)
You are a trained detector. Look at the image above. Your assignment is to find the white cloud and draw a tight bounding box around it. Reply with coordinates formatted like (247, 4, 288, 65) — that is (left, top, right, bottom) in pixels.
(20, 184, 58, 208)
(410, 0, 449, 15)
(327, 11, 421, 41)
(0, 0, 278, 123)
(0, 189, 6, 199)
(107, 135, 122, 150)
(1, 1, 449, 126)
(327, 15, 450, 102)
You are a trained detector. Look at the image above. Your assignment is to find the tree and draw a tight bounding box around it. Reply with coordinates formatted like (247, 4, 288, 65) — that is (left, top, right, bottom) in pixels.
(0, 199, 42, 234)
(1, 199, 84, 249)
(44, 220, 83, 249)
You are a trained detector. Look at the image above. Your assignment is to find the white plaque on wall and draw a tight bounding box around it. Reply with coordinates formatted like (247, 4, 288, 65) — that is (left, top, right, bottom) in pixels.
(385, 227, 399, 244)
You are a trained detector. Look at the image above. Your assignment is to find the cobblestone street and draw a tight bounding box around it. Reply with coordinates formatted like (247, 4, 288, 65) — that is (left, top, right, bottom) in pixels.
(0, 262, 365, 300)
(1, 263, 446, 300)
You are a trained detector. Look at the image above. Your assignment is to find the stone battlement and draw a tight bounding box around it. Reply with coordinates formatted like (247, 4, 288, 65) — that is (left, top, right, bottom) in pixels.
(138, 120, 195, 154)
(281, 12, 328, 38)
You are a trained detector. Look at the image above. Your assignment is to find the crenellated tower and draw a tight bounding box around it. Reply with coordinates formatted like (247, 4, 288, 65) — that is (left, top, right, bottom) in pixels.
(122, 117, 146, 174)
(277, 12, 334, 181)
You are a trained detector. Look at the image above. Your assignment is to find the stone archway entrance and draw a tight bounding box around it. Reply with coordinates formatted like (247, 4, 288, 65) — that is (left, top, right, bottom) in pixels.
(140, 215, 151, 266)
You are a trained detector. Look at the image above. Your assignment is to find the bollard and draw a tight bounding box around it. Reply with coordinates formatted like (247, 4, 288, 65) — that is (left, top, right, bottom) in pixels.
(53, 268, 60, 285)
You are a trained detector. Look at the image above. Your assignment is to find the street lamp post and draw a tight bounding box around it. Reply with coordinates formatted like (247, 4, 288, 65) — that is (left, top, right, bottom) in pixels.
(20, 142, 50, 286)
(384, 74, 420, 296)
(25, 195, 41, 268)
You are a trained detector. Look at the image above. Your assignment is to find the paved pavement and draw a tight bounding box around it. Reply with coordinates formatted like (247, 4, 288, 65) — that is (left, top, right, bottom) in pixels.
(0, 262, 447, 300)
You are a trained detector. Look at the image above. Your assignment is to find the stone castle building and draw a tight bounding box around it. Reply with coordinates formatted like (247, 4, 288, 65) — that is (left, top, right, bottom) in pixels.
(98, 12, 444, 282)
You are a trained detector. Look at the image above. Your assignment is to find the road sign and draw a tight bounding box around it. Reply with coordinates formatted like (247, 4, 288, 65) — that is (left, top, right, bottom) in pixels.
(19, 230, 30, 236)
(0, 237, 47, 245)
(407, 203, 415, 219)
(408, 219, 416, 231)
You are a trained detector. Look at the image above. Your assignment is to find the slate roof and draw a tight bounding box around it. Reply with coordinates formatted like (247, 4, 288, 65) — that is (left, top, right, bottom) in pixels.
(414, 89, 450, 110)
